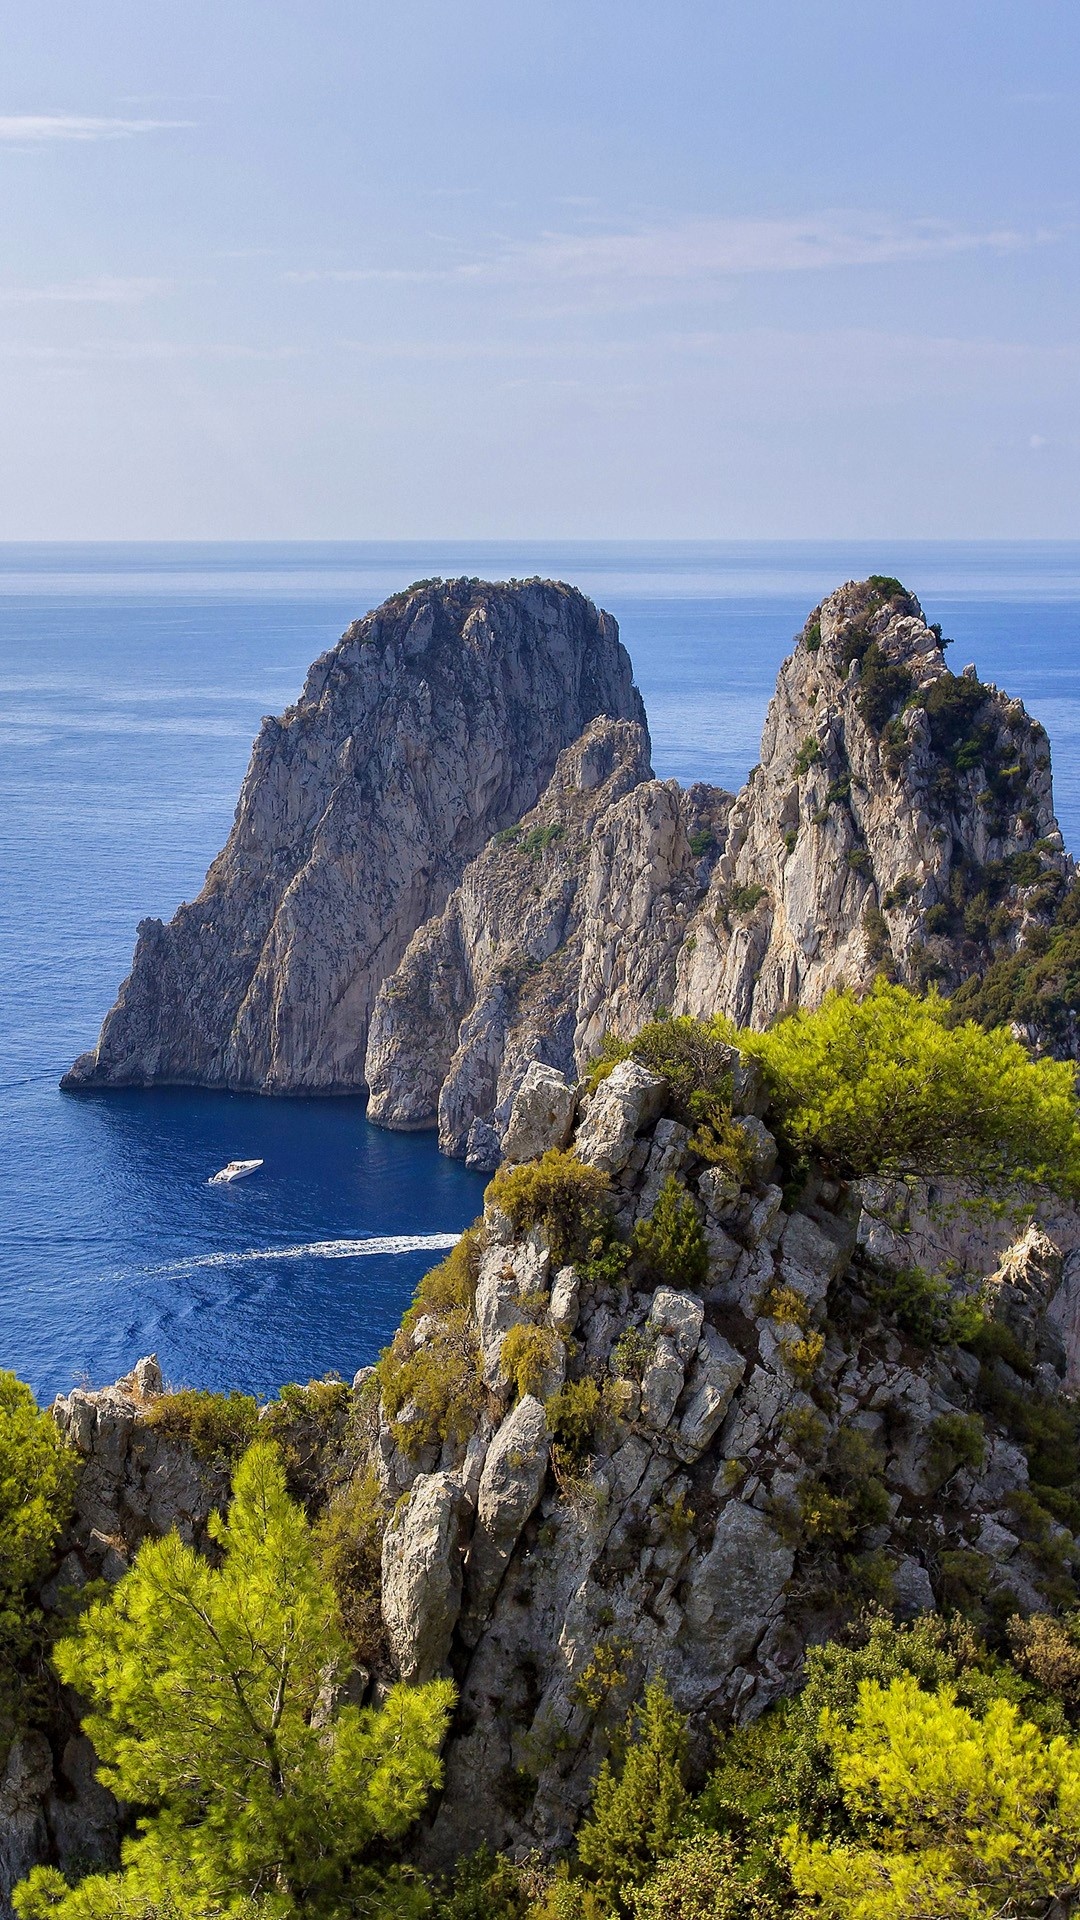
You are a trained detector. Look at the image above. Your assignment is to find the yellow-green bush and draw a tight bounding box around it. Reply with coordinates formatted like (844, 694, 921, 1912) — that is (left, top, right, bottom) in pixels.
(738, 978, 1080, 1196)
(401, 1226, 484, 1335)
(487, 1151, 611, 1265)
(143, 1388, 259, 1466)
(784, 1673, 1080, 1919)
(312, 1468, 388, 1665)
(586, 1016, 751, 1178)
(380, 1308, 485, 1459)
(500, 1324, 559, 1400)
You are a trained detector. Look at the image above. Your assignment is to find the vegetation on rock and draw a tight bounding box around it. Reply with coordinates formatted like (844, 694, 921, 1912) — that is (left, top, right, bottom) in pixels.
(487, 1151, 612, 1265)
(736, 978, 1080, 1196)
(15, 1441, 452, 1920)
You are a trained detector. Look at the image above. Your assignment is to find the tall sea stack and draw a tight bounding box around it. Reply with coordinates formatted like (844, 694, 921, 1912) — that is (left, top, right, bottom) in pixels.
(63, 578, 646, 1094)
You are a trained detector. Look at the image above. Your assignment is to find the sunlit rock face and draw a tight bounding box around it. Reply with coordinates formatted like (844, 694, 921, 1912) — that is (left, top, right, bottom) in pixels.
(63, 578, 645, 1094)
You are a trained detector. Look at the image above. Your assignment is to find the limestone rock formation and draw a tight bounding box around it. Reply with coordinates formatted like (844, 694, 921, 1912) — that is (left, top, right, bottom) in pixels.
(351, 1060, 1079, 1866)
(20, 1064, 1080, 1896)
(364, 716, 728, 1159)
(369, 576, 1071, 1163)
(676, 576, 1069, 1027)
(63, 580, 645, 1093)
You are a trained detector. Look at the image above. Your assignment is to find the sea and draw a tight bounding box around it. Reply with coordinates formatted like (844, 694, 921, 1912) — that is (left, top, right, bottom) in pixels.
(4, 540, 1080, 1407)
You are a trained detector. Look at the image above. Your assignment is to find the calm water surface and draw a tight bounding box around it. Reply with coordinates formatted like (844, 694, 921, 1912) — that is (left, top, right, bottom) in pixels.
(3, 541, 1080, 1402)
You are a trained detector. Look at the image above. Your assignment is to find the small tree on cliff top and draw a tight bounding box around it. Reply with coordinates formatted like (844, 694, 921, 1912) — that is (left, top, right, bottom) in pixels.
(15, 1441, 453, 1920)
(737, 979, 1080, 1197)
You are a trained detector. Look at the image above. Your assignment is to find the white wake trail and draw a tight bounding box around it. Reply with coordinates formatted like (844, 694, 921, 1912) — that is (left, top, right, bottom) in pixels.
(139, 1233, 461, 1278)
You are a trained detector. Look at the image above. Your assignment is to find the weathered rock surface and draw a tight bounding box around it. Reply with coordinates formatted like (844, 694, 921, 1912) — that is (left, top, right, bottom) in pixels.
(368, 577, 1071, 1160)
(381, 1472, 466, 1683)
(63, 581, 645, 1093)
(365, 717, 728, 1157)
(675, 577, 1069, 1029)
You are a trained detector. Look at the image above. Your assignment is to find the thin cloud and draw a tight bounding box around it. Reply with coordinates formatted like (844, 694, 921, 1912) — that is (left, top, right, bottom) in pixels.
(286, 211, 1045, 293)
(0, 276, 174, 306)
(0, 114, 193, 144)
(503, 214, 1037, 282)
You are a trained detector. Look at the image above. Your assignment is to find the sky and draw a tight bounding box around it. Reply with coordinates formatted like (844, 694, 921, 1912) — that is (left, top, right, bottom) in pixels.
(1, 0, 1078, 539)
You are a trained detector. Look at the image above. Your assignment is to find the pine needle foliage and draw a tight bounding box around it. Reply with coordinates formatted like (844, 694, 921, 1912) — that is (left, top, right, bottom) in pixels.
(738, 979, 1080, 1196)
(15, 1442, 453, 1920)
(631, 1177, 709, 1290)
(576, 1679, 690, 1904)
(784, 1674, 1080, 1919)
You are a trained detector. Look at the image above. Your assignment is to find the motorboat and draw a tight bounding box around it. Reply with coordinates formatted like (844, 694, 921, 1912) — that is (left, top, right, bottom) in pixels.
(208, 1159, 264, 1186)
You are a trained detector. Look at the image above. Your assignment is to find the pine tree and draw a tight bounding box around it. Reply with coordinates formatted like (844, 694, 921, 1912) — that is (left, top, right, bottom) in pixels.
(14, 1442, 453, 1920)
(576, 1679, 689, 1902)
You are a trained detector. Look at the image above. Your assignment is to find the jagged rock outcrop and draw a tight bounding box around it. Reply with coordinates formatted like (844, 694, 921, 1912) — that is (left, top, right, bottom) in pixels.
(365, 717, 728, 1161)
(676, 576, 1070, 1027)
(370, 576, 1072, 1161)
(19, 1065, 1080, 1896)
(63, 580, 645, 1093)
(356, 1058, 1080, 1864)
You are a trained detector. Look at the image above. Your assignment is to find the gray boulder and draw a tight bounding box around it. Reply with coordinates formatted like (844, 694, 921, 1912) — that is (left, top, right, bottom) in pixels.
(463, 1396, 550, 1637)
(380, 1471, 465, 1683)
(502, 1062, 578, 1164)
(574, 1059, 668, 1174)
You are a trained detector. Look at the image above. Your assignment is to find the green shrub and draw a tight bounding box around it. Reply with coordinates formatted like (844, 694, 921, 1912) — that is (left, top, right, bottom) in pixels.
(925, 1412, 985, 1489)
(688, 830, 715, 857)
(1008, 1612, 1080, 1706)
(144, 1388, 259, 1466)
(784, 1670, 1080, 1919)
(434, 1846, 531, 1920)
(379, 1307, 485, 1458)
(866, 1265, 966, 1347)
(729, 884, 766, 915)
(794, 737, 822, 777)
(804, 619, 822, 652)
(312, 1468, 388, 1665)
(779, 1329, 825, 1387)
(487, 1152, 611, 1266)
(630, 1834, 784, 1919)
(521, 824, 565, 857)
(857, 642, 913, 733)
(546, 1377, 603, 1453)
(500, 1324, 559, 1400)
(611, 1327, 657, 1384)
(402, 1228, 484, 1333)
(950, 879, 1080, 1048)
(586, 1017, 741, 1160)
(739, 979, 1080, 1196)
(632, 1177, 709, 1290)
(576, 1680, 689, 1899)
(1, 1373, 78, 1730)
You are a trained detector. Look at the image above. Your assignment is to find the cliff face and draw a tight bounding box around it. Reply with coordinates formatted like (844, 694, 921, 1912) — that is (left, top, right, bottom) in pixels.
(64, 572, 1072, 1148)
(676, 577, 1068, 1027)
(364, 717, 730, 1165)
(370, 577, 1071, 1162)
(361, 1067, 1080, 1866)
(23, 1070, 1080, 1901)
(62, 580, 645, 1094)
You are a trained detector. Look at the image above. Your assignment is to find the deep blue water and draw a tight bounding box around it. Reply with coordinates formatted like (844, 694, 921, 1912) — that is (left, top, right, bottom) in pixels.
(3, 541, 1080, 1404)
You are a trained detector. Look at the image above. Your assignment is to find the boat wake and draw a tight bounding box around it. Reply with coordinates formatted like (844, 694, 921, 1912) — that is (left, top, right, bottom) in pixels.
(138, 1233, 461, 1278)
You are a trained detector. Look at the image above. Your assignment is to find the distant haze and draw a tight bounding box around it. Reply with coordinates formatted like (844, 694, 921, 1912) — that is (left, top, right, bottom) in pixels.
(0, 0, 1078, 538)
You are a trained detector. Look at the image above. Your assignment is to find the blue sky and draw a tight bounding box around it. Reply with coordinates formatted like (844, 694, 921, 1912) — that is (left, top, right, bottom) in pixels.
(1, 1, 1078, 538)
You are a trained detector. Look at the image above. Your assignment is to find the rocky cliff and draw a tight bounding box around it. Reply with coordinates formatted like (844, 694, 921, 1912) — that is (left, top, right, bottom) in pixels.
(62, 579, 645, 1094)
(367, 575, 1072, 1159)
(675, 575, 1069, 1028)
(17, 1060, 1080, 1903)
(364, 717, 730, 1166)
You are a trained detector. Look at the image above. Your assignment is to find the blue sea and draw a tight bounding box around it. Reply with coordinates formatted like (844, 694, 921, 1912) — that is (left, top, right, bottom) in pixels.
(4, 541, 1080, 1406)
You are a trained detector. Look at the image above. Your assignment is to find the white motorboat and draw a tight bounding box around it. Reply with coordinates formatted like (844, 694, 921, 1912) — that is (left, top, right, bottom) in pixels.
(208, 1158, 264, 1186)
